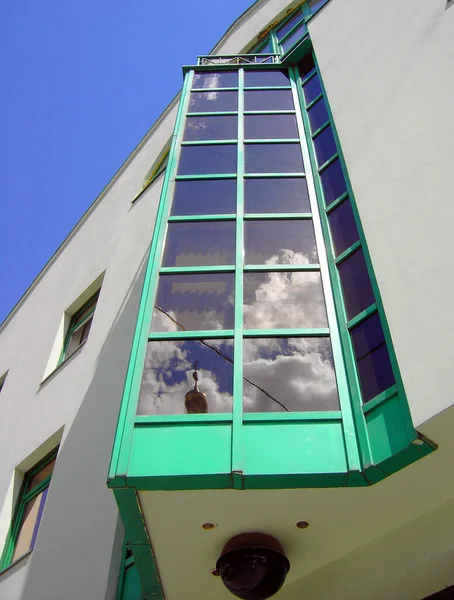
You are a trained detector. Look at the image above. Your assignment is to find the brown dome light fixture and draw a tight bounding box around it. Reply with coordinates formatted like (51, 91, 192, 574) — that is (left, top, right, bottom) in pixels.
(185, 362, 208, 414)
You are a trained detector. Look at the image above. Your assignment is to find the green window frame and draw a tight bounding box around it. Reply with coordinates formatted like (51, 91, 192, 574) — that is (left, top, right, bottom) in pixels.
(0, 448, 58, 570)
(59, 290, 99, 364)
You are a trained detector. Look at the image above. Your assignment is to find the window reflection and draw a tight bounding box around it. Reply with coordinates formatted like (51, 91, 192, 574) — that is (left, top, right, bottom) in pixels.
(281, 23, 308, 53)
(320, 158, 347, 205)
(244, 220, 318, 264)
(178, 144, 237, 175)
(189, 91, 238, 113)
(244, 70, 290, 87)
(244, 89, 294, 111)
(328, 200, 359, 256)
(245, 143, 304, 173)
(193, 71, 238, 89)
(308, 98, 329, 132)
(303, 75, 322, 105)
(244, 272, 328, 329)
(243, 337, 339, 412)
(171, 179, 236, 215)
(277, 11, 304, 40)
(138, 339, 234, 415)
(314, 126, 337, 166)
(244, 177, 310, 213)
(244, 114, 299, 140)
(338, 249, 375, 319)
(183, 116, 238, 141)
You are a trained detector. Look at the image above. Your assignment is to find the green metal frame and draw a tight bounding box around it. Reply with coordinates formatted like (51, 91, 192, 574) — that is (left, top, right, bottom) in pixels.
(59, 290, 99, 365)
(0, 448, 58, 571)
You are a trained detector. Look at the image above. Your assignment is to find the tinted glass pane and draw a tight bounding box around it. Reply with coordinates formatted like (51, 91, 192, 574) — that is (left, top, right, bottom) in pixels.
(244, 272, 327, 328)
(193, 71, 238, 89)
(244, 219, 317, 264)
(244, 114, 298, 140)
(281, 23, 308, 53)
(303, 75, 322, 105)
(243, 337, 339, 412)
(150, 273, 234, 332)
(244, 177, 310, 213)
(256, 39, 273, 54)
(298, 55, 316, 80)
(308, 98, 329, 132)
(314, 126, 337, 166)
(188, 91, 238, 113)
(162, 221, 235, 267)
(320, 159, 347, 205)
(138, 339, 234, 415)
(309, 0, 328, 14)
(244, 70, 290, 87)
(178, 145, 237, 175)
(328, 200, 359, 256)
(277, 11, 304, 39)
(26, 459, 56, 493)
(12, 491, 47, 561)
(338, 249, 375, 319)
(245, 143, 304, 173)
(171, 179, 236, 215)
(351, 313, 395, 403)
(183, 116, 237, 141)
(244, 89, 294, 111)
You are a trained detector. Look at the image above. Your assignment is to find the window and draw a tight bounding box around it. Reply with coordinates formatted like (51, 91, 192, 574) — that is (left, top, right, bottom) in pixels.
(1, 449, 57, 568)
(60, 290, 99, 363)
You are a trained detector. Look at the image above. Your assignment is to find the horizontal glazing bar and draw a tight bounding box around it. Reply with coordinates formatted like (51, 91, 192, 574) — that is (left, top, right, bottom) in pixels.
(312, 121, 331, 139)
(244, 172, 306, 178)
(244, 86, 292, 91)
(159, 265, 235, 275)
(334, 239, 362, 265)
(306, 92, 324, 110)
(347, 303, 378, 330)
(243, 263, 320, 272)
(243, 328, 330, 337)
(318, 153, 340, 174)
(190, 86, 238, 91)
(181, 139, 238, 146)
(244, 212, 312, 220)
(325, 191, 349, 214)
(148, 330, 235, 341)
(244, 110, 296, 115)
(243, 411, 342, 422)
(135, 414, 233, 425)
(175, 173, 237, 180)
(244, 138, 300, 144)
(186, 111, 238, 117)
(168, 214, 236, 222)
(301, 70, 317, 86)
(362, 385, 398, 414)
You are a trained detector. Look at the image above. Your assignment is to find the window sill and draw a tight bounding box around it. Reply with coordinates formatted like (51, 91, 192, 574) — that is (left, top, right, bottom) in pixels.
(0, 550, 32, 578)
(38, 340, 87, 389)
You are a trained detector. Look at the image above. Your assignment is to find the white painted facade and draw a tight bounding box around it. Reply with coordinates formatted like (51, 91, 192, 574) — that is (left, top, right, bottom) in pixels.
(0, 1, 453, 599)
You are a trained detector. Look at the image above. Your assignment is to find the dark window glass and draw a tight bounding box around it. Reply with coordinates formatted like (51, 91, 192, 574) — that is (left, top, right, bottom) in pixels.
(309, 0, 328, 14)
(138, 339, 234, 415)
(244, 70, 290, 87)
(281, 23, 308, 53)
(308, 98, 329, 132)
(314, 126, 337, 166)
(244, 89, 294, 111)
(351, 313, 395, 403)
(244, 219, 317, 264)
(171, 179, 236, 215)
(177, 144, 237, 175)
(328, 200, 359, 256)
(245, 143, 304, 173)
(320, 158, 347, 205)
(303, 75, 322, 105)
(188, 91, 238, 113)
(277, 11, 304, 40)
(244, 272, 327, 329)
(298, 55, 316, 80)
(244, 177, 310, 213)
(162, 221, 236, 267)
(243, 337, 339, 412)
(150, 273, 234, 332)
(256, 39, 273, 54)
(338, 249, 375, 319)
(193, 71, 238, 89)
(244, 114, 299, 140)
(183, 116, 237, 142)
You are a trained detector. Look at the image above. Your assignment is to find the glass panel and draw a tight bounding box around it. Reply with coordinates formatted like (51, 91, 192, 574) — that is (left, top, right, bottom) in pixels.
(171, 179, 236, 215)
(193, 71, 238, 89)
(177, 145, 237, 175)
(188, 90, 238, 113)
(338, 249, 375, 319)
(150, 273, 234, 332)
(244, 220, 318, 264)
(26, 459, 56, 493)
(66, 317, 93, 357)
(314, 126, 337, 166)
(328, 200, 359, 256)
(303, 75, 322, 105)
(308, 98, 329, 132)
(309, 0, 328, 14)
(12, 491, 45, 561)
(138, 339, 234, 415)
(244, 89, 294, 111)
(244, 114, 299, 140)
(183, 116, 237, 142)
(244, 70, 290, 87)
(244, 272, 327, 328)
(277, 11, 304, 40)
(298, 55, 316, 80)
(162, 221, 235, 267)
(281, 23, 308, 53)
(351, 313, 395, 403)
(256, 39, 273, 54)
(243, 337, 339, 412)
(244, 177, 310, 213)
(245, 143, 304, 173)
(320, 158, 347, 205)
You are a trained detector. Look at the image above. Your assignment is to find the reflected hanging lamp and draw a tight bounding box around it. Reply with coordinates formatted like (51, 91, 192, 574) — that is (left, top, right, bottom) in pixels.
(185, 362, 208, 414)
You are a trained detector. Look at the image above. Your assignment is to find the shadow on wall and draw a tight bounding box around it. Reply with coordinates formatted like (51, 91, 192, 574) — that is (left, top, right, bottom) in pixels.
(19, 250, 149, 600)
(446, 0, 454, 9)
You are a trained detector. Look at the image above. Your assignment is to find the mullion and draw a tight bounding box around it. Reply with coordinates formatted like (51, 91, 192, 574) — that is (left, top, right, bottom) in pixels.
(318, 153, 339, 174)
(312, 121, 331, 139)
(325, 191, 349, 214)
(306, 92, 324, 110)
(334, 240, 362, 265)
(347, 304, 378, 331)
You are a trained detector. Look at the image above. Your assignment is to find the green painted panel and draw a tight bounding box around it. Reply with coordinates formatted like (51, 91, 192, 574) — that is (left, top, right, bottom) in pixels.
(126, 473, 232, 491)
(243, 421, 347, 475)
(131, 544, 163, 597)
(244, 472, 347, 489)
(129, 424, 232, 478)
(120, 564, 142, 600)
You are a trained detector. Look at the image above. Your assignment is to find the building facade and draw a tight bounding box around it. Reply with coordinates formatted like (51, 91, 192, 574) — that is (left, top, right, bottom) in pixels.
(1, 1, 454, 599)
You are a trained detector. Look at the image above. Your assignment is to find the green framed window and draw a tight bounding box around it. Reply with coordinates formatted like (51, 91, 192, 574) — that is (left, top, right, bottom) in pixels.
(60, 291, 99, 363)
(0, 448, 57, 569)
(116, 542, 141, 600)
(0, 372, 6, 394)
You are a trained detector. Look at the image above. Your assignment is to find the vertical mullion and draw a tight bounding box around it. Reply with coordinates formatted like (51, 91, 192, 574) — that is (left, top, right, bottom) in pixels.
(289, 66, 363, 473)
(232, 67, 244, 488)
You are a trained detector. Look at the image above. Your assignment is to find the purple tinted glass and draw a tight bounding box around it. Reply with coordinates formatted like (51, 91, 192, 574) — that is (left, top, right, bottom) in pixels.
(328, 200, 359, 256)
(314, 126, 337, 166)
(30, 488, 48, 550)
(320, 159, 347, 205)
(188, 91, 238, 113)
(351, 313, 395, 403)
(183, 116, 237, 142)
(308, 98, 329, 132)
(303, 76, 322, 105)
(281, 23, 308, 53)
(338, 249, 375, 319)
(257, 39, 273, 54)
(171, 179, 236, 215)
(244, 70, 290, 87)
(193, 71, 238, 89)
(298, 55, 316, 80)
(245, 143, 304, 173)
(244, 89, 294, 111)
(177, 145, 237, 175)
(244, 177, 310, 213)
(277, 11, 304, 40)
(244, 114, 298, 140)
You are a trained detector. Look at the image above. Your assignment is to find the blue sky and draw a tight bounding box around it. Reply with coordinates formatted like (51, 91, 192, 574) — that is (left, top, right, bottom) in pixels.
(0, 0, 252, 323)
